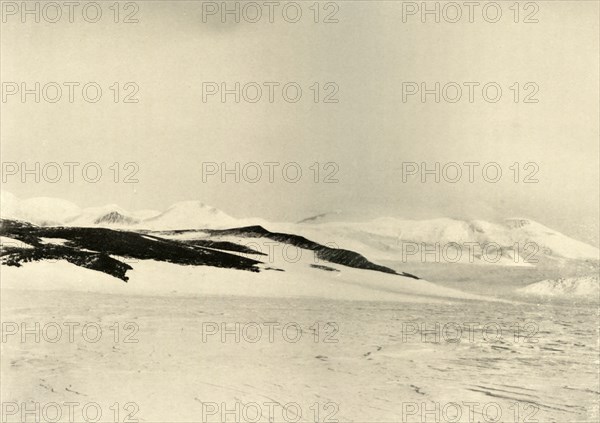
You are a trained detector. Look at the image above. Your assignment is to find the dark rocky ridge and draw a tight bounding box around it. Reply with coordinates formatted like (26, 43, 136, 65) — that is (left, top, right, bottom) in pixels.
(1, 220, 420, 282)
(0, 219, 261, 281)
(163, 225, 420, 279)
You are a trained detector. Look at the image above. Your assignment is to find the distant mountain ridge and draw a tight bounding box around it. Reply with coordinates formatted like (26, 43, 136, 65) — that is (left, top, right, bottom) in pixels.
(2, 191, 598, 264)
(290, 217, 600, 264)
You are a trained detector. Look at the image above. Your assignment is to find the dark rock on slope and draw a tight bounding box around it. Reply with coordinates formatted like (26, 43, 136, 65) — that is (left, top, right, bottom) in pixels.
(0, 219, 261, 281)
(203, 225, 420, 279)
(1, 220, 419, 282)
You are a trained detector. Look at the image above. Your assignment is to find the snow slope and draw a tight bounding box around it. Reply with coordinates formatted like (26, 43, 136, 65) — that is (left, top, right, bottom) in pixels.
(517, 274, 599, 298)
(0, 256, 488, 303)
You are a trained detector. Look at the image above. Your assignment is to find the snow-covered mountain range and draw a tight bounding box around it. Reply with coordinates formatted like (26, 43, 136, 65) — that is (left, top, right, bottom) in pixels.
(292, 217, 600, 264)
(1, 191, 266, 230)
(2, 191, 599, 265)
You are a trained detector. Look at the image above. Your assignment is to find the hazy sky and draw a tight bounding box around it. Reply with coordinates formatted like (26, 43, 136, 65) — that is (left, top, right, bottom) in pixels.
(1, 1, 598, 245)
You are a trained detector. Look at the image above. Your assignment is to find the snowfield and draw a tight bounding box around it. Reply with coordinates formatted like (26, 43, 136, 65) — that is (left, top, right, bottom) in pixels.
(1, 287, 597, 422)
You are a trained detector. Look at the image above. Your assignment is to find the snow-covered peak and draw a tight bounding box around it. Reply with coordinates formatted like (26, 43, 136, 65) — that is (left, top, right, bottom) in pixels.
(1, 191, 81, 226)
(138, 200, 240, 230)
(66, 204, 137, 227)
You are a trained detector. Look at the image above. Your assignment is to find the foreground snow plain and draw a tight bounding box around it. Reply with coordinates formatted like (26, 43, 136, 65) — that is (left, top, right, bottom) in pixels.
(1, 289, 598, 422)
(1, 250, 598, 422)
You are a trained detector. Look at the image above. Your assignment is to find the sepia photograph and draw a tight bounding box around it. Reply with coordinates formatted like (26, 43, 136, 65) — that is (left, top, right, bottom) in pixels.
(0, 1, 599, 422)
